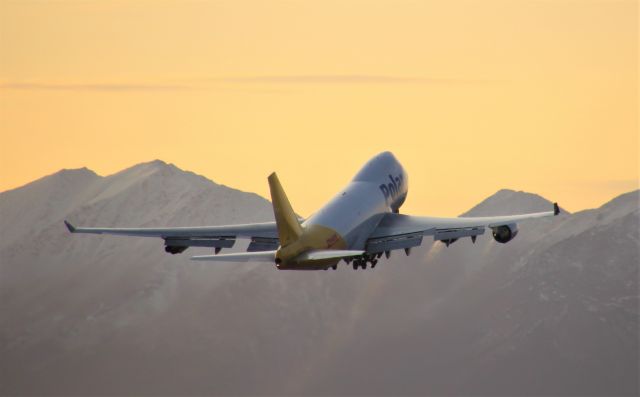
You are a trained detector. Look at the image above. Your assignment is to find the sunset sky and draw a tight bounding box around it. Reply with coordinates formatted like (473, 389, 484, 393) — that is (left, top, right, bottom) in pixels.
(0, 0, 637, 217)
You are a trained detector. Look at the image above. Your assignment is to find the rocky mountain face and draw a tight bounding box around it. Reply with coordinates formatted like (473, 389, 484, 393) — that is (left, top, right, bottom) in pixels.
(1, 162, 637, 396)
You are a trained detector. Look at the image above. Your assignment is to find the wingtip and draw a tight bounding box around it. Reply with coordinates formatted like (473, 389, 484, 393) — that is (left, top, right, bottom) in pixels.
(64, 220, 76, 233)
(553, 202, 560, 216)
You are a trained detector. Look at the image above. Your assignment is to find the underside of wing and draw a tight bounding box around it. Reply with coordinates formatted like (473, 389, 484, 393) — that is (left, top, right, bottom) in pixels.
(64, 220, 279, 255)
(366, 203, 559, 252)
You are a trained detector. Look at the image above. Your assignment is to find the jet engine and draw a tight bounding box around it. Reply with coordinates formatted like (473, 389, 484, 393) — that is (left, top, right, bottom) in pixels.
(491, 224, 518, 244)
(165, 245, 188, 254)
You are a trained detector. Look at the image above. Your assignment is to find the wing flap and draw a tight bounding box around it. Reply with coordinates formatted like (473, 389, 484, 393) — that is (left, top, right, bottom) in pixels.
(246, 237, 280, 252)
(365, 232, 423, 253)
(433, 226, 485, 242)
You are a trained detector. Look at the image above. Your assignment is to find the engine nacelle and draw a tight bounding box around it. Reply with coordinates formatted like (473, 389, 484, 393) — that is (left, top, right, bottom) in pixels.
(491, 224, 518, 244)
(165, 245, 188, 254)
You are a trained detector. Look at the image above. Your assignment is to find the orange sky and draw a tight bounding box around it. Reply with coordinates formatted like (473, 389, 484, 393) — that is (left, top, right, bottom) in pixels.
(0, 0, 637, 217)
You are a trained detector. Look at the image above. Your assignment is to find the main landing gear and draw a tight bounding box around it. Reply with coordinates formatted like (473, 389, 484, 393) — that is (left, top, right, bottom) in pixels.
(346, 253, 380, 270)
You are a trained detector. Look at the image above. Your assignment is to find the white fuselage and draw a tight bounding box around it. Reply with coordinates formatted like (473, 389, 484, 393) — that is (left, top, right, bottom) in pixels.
(302, 151, 408, 250)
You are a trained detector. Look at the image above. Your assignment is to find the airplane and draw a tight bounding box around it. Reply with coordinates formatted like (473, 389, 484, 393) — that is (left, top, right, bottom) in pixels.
(65, 151, 559, 271)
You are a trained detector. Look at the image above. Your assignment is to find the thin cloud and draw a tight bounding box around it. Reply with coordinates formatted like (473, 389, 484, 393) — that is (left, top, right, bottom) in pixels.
(0, 82, 194, 92)
(547, 178, 639, 192)
(215, 74, 491, 85)
(0, 74, 493, 93)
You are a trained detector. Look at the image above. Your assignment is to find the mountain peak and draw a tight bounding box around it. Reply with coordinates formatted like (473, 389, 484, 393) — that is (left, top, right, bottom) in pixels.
(108, 159, 182, 180)
(591, 189, 640, 221)
(47, 166, 98, 181)
(131, 159, 176, 171)
(57, 166, 96, 175)
(145, 159, 169, 167)
(462, 189, 559, 217)
(1, 166, 100, 195)
(600, 189, 639, 209)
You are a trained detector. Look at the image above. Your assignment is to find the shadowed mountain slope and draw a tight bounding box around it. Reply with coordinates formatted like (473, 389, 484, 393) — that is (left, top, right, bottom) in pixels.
(1, 163, 637, 396)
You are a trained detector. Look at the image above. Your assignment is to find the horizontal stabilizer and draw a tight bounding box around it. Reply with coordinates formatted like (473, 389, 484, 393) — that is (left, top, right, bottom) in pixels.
(297, 250, 365, 261)
(190, 250, 276, 262)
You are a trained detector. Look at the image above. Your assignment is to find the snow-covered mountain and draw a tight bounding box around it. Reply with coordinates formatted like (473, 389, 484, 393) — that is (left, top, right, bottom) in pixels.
(1, 162, 637, 396)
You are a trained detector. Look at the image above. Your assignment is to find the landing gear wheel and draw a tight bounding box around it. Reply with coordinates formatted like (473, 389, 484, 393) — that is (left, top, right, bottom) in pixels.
(353, 263, 358, 270)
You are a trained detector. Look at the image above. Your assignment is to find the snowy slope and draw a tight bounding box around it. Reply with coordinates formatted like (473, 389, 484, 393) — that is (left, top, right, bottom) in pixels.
(1, 163, 637, 396)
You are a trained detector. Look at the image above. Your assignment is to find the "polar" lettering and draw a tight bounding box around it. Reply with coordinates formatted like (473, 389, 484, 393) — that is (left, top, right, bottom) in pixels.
(379, 174, 403, 203)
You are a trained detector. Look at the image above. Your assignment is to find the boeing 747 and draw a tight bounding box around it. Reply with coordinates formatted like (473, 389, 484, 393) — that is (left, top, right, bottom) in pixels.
(65, 152, 559, 270)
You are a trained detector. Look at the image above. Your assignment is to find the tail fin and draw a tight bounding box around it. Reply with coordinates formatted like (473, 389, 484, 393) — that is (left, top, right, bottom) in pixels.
(268, 172, 302, 247)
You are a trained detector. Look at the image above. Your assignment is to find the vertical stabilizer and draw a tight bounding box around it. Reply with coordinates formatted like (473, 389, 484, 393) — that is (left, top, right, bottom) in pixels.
(268, 172, 302, 247)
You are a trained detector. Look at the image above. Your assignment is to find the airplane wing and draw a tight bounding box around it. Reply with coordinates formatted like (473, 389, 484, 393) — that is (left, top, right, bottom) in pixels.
(64, 220, 279, 254)
(366, 203, 559, 254)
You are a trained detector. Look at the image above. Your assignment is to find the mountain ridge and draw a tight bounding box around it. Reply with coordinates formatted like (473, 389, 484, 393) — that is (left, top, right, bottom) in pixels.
(0, 163, 637, 395)
(6, 161, 625, 219)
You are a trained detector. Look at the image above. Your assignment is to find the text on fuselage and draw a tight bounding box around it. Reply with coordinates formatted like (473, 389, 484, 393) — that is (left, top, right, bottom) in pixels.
(379, 174, 404, 203)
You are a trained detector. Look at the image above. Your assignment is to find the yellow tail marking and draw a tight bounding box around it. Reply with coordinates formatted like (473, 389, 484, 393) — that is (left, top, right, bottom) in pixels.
(268, 172, 302, 247)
